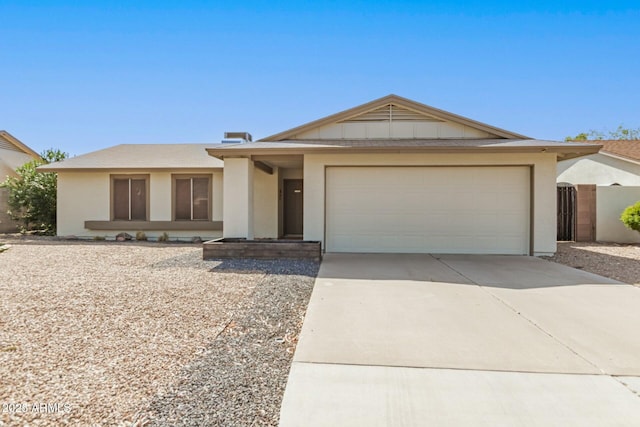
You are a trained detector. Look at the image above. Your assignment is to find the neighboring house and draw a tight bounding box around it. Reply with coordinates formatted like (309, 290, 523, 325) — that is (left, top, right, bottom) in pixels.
(0, 131, 41, 232)
(558, 140, 640, 186)
(40, 95, 599, 254)
(557, 140, 640, 243)
(38, 144, 225, 240)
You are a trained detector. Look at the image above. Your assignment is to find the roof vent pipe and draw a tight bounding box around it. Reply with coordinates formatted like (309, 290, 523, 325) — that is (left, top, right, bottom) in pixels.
(222, 132, 252, 144)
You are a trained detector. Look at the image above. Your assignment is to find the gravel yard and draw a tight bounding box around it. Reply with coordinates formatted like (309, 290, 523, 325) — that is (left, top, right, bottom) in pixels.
(543, 242, 640, 286)
(0, 237, 318, 426)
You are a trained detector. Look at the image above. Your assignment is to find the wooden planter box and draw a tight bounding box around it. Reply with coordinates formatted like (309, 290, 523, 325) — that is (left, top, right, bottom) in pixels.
(203, 238, 322, 261)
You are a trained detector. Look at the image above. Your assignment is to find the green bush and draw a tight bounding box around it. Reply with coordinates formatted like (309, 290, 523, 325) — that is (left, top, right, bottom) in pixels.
(0, 148, 67, 234)
(136, 231, 147, 241)
(620, 202, 640, 233)
(157, 232, 169, 242)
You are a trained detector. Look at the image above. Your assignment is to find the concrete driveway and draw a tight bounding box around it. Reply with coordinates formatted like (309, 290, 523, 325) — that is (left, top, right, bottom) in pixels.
(279, 254, 640, 426)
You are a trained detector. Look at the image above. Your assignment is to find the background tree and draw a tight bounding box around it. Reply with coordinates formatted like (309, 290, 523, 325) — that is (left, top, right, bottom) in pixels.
(565, 125, 640, 141)
(0, 148, 67, 234)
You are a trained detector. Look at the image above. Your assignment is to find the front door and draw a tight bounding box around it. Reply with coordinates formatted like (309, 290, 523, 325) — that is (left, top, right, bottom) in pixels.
(284, 179, 303, 236)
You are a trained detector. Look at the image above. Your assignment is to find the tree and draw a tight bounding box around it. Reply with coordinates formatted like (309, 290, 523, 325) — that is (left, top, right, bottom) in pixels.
(565, 125, 640, 141)
(621, 202, 640, 234)
(0, 149, 67, 234)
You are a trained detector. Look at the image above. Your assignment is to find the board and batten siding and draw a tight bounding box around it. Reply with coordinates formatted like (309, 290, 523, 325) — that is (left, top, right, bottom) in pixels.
(293, 120, 494, 140)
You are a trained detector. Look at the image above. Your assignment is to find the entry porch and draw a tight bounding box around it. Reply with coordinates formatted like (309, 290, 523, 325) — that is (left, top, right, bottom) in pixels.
(222, 155, 304, 240)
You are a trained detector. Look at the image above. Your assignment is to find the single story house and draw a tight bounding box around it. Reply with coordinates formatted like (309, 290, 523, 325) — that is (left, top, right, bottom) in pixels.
(40, 95, 599, 255)
(557, 140, 640, 244)
(0, 131, 41, 232)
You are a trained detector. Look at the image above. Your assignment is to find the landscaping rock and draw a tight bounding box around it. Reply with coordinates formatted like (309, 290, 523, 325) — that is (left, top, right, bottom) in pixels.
(116, 232, 133, 241)
(543, 242, 640, 286)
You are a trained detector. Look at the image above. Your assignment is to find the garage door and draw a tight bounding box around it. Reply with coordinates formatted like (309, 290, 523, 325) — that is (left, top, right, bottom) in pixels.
(326, 166, 530, 254)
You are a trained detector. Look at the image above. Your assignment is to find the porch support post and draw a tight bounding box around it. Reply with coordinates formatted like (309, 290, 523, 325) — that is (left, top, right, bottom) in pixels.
(223, 157, 254, 239)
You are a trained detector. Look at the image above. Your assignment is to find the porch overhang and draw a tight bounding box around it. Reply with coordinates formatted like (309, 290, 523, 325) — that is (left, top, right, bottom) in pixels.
(206, 140, 602, 161)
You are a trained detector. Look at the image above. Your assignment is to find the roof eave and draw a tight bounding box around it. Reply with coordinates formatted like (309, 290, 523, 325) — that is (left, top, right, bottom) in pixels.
(36, 166, 224, 173)
(599, 150, 640, 166)
(0, 131, 41, 159)
(206, 144, 601, 159)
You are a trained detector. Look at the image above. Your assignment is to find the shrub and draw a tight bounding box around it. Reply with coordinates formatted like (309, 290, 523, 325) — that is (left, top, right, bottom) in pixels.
(620, 202, 640, 233)
(135, 231, 147, 241)
(0, 148, 67, 234)
(157, 232, 169, 242)
(93, 235, 106, 241)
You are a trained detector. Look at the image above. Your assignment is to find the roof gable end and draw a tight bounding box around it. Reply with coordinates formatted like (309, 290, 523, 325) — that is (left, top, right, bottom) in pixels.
(0, 131, 40, 159)
(260, 94, 530, 141)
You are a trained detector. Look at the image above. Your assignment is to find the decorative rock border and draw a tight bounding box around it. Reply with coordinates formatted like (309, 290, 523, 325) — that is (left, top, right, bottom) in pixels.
(203, 238, 322, 261)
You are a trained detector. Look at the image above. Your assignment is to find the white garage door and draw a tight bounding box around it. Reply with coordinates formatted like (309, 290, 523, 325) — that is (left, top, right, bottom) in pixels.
(326, 166, 530, 254)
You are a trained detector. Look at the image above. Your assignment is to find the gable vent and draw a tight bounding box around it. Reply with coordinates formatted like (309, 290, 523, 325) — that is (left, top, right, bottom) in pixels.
(0, 138, 21, 152)
(340, 104, 443, 123)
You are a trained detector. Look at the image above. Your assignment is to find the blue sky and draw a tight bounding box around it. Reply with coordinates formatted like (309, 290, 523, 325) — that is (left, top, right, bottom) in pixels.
(1, 1, 639, 155)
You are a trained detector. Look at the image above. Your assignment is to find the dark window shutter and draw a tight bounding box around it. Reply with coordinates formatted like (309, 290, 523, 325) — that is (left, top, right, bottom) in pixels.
(113, 179, 130, 220)
(130, 179, 146, 220)
(175, 179, 191, 220)
(192, 178, 209, 220)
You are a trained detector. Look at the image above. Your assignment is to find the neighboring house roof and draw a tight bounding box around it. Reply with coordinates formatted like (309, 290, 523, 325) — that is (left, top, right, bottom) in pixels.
(591, 140, 640, 163)
(38, 144, 224, 172)
(0, 130, 41, 159)
(261, 94, 530, 141)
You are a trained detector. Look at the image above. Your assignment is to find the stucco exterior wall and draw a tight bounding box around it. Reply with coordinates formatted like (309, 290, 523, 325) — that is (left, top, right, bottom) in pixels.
(57, 170, 223, 239)
(596, 186, 640, 244)
(223, 158, 254, 239)
(0, 149, 35, 171)
(557, 153, 640, 186)
(304, 152, 558, 256)
(57, 172, 110, 236)
(253, 167, 278, 238)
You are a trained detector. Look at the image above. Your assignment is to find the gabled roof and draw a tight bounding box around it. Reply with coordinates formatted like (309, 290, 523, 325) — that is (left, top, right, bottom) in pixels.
(260, 94, 530, 141)
(38, 144, 224, 172)
(0, 130, 41, 159)
(591, 140, 640, 163)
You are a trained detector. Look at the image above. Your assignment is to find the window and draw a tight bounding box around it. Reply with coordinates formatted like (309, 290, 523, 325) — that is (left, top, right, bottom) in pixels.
(173, 175, 211, 221)
(111, 175, 148, 221)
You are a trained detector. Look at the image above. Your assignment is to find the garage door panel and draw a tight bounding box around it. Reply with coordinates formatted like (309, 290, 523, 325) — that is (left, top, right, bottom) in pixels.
(326, 166, 530, 255)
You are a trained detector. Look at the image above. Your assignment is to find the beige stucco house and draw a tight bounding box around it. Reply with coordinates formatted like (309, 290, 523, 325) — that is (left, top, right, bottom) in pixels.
(0, 131, 41, 232)
(41, 95, 599, 254)
(208, 95, 599, 256)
